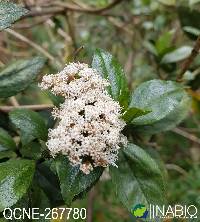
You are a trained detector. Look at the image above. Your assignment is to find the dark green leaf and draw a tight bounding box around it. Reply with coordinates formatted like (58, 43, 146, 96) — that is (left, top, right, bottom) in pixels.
(0, 128, 16, 151)
(7, 194, 30, 222)
(110, 143, 166, 214)
(0, 57, 46, 98)
(31, 185, 51, 222)
(0, 151, 17, 160)
(55, 156, 103, 206)
(36, 161, 64, 207)
(122, 107, 150, 123)
(47, 91, 65, 107)
(20, 141, 42, 160)
(130, 80, 191, 133)
(178, 6, 200, 39)
(9, 109, 48, 145)
(161, 46, 192, 64)
(92, 49, 130, 109)
(0, 159, 35, 212)
(0, 2, 28, 31)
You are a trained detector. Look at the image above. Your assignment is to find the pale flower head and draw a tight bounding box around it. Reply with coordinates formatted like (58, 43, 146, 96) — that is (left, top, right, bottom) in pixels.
(40, 62, 127, 174)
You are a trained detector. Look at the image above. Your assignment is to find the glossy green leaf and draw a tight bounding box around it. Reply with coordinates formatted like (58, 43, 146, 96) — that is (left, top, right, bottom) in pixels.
(55, 156, 103, 205)
(135, 93, 191, 134)
(110, 143, 166, 213)
(36, 161, 64, 207)
(0, 159, 35, 212)
(31, 185, 51, 222)
(161, 46, 192, 64)
(130, 80, 190, 131)
(122, 107, 150, 123)
(0, 128, 16, 151)
(0, 57, 46, 98)
(0, 2, 28, 31)
(92, 49, 130, 109)
(20, 141, 42, 160)
(9, 109, 48, 145)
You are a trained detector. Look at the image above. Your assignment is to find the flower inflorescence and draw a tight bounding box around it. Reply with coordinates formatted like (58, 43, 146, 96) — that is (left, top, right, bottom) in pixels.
(40, 62, 127, 174)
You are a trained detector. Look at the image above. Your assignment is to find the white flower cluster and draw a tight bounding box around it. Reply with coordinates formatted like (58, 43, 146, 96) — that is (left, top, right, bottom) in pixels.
(40, 62, 127, 174)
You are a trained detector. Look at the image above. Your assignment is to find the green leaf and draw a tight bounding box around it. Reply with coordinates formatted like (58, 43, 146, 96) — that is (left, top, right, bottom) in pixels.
(183, 26, 200, 37)
(0, 128, 16, 151)
(20, 141, 42, 160)
(135, 94, 191, 134)
(0, 159, 35, 212)
(0, 151, 17, 160)
(161, 46, 192, 64)
(36, 161, 64, 207)
(31, 185, 51, 222)
(143, 41, 158, 56)
(155, 31, 174, 55)
(122, 107, 150, 123)
(189, 0, 200, 5)
(158, 0, 176, 6)
(130, 80, 190, 132)
(92, 49, 130, 109)
(9, 109, 48, 145)
(0, 2, 28, 31)
(47, 91, 65, 107)
(55, 156, 103, 205)
(178, 7, 200, 39)
(110, 143, 166, 214)
(0, 57, 46, 98)
(7, 194, 30, 222)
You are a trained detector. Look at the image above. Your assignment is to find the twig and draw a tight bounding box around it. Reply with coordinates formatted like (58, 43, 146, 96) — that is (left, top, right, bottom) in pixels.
(166, 164, 188, 176)
(66, 11, 77, 49)
(73, 46, 85, 61)
(9, 97, 19, 107)
(108, 17, 134, 36)
(23, 6, 63, 18)
(14, 16, 52, 29)
(177, 35, 200, 81)
(179, 127, 200, 133)
(87, 188, 96, 222)
(0, 104, 54, 112)
(5, 28, 62, 66)
(53, 0, 125, 14)
(22, 0, 30, 10)
(46, 20, 71, 42)
(22, 0, 126, 19)
(172, 127, 200, 145)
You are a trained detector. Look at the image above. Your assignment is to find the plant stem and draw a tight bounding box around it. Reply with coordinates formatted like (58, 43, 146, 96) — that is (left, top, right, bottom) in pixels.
(0, 104, 54, 112)
(87, 188, 96, 222)
(177, 35, 200, 81)
(5, 28, 62, 66)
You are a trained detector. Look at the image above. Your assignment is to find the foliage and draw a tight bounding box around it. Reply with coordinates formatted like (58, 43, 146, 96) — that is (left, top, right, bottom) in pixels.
(0, 0, 199, 221)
